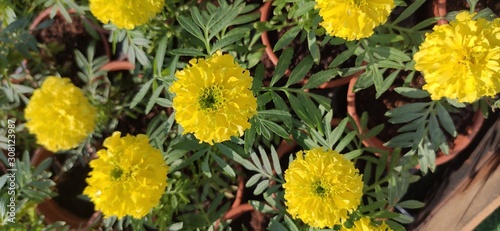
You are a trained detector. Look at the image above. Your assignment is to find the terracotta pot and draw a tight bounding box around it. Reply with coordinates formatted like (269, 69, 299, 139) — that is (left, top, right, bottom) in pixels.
(31, 147, 101, 229)
(432, 0, 447, 25)
(346, 75, 485, 168)
(29, 7, 111, 60)
(100, 60, 134, 72)
(259, 1, 352, 89)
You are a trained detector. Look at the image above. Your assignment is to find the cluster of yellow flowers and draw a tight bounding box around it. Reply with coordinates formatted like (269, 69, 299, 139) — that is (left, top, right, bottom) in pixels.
(89, 0, 164, 29)
(315, 0, 395, 41)
(414, 11, 500, 103)
(283, 147, 364, 228)
(25, 76, 97, 152)
(169, 52, 257, 145)
(83, 132, 168, 218)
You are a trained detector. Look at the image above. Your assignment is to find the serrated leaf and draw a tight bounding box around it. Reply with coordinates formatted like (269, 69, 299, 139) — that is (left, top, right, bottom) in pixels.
(211, 32, 247, 53)
(177, 15, 204, 42)
(130, 78, 154, 108)
(371, 47, 411, 62)
(388, 112, 426, 124)
(329, 45, 357, 68)
(285, 55, 313, 87)
(271, 48, 293, 86)
(170, 48, 205, 57)
(261, 120, 289, 139)
(293, 2, 316, 18)
(301, 69, 339, 89)
(436, 102, 457, 137)
(210, 151, 235, 177)
(385, 132, 416, 148)
(385, 102, 429, 118)
(376, 69, 400, 98)
(394, 87, 430, 99)
(335, 131, 356, 152)
(397, 200, 425, 209)
(274, 26, 301, 52)
(392, 0, 426, 25)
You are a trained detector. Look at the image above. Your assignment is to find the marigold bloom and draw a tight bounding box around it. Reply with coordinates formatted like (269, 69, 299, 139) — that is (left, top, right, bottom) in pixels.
(25, 76, 96, 152)
(90, 0, 164, 29)
(283, 147, 364, 228)
(414, 11, 500, 103)
(315, 0, 395, 41)
(169, 52, 257, 145)
(341, 217, 393, 231)
(83, 132, 168, 219)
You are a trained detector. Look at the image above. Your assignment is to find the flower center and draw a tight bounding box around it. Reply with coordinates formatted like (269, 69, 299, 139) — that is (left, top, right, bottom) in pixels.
(110, 167, 124, 180)
(312, 181, 328, 197)
(198, 85, 225, 112)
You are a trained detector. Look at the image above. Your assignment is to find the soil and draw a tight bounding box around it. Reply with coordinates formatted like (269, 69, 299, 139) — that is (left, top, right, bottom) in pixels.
(33, 15, 107, 87)
(446, 0, 500, 16)
(354, 72, 476, 150)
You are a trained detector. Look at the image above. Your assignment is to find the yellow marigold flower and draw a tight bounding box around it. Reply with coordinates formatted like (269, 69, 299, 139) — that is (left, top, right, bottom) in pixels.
(83, 132, 168, 219)
(169, 52, 257, 145)
(414, 11, 500, 103)
(89, 0, 164, 29)
(283, 147, 364, 228)
(25, 76, 96, 152)
(315, 0, 395, 41)
(341, 217, 393, 231)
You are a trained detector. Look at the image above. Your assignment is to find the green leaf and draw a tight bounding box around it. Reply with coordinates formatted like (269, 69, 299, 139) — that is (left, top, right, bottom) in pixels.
(211, 32, 247, 52)
(169, 48, 205, 57)
(343, 149, 362, 160)
(392, 0, 426, 25)
(254, 179, 270, 195)
(385, 102, 429, 118)
(436, 102, 457, 137)
(371, 47, 411, 62)
(271, 48, 293, 86)
(428, 113, 447, 151)
(376, 69, 400, 98)
(395, 87, 430, 99)
(154, 35, 169, 76)
(285, 55, 313, 87)
(329, 118, 348, 147)
(202, 154, 212, 177)
(178, 15, 204, 42)
(329, 45, 357, 68)
(210, 151, 235, 177)
(288, 94, 313, 127)
(397, 200, 425, 209)
(293, 2, 316, 18)
(301, 69, 339, 89)
(130, 78, 154, 109)
(368, 34, 405, 44)
(385, 132, 416, 148)
(246, 173, 262, 187)
(274, 26, 301, 52)
(388, 112, 426, 124)
(244, 119, 257, 154)
(308, 31, 320, 64)
(217, 143, 257, 171)
(146, 85, 164, 114)
(335, 131, 356, 152)
(270, 146, 282, 175)
(33, 157, 52, 176)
